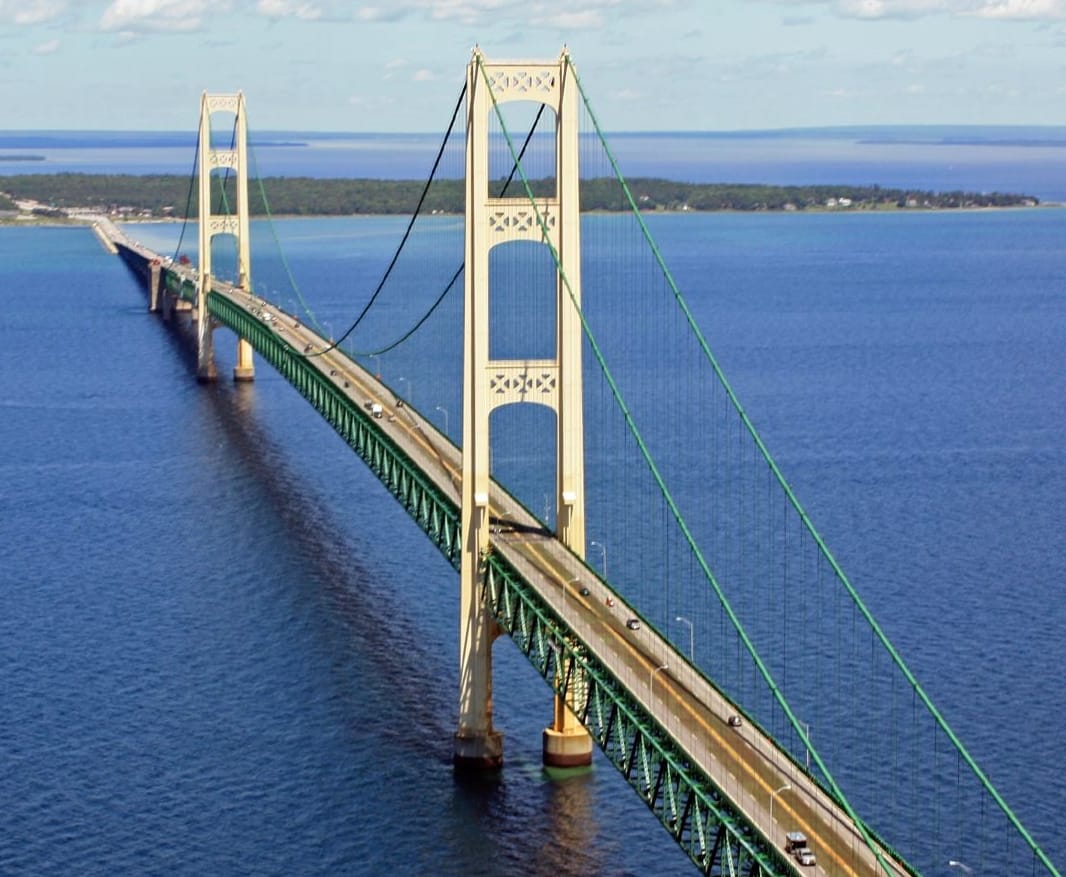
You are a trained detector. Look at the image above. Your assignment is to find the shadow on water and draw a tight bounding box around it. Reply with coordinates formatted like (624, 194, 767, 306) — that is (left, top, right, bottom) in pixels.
(447, 767, 616, 877)
(115, 266, 683, 876)
(126, 291, 459, 757)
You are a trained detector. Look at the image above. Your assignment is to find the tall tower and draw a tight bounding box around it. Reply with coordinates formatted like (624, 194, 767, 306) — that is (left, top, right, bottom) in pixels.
(196, 91, 255, 383)
(457, 48, 592, 769)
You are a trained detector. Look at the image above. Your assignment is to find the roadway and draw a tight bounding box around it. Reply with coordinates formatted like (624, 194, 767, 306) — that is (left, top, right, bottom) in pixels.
(221, 286, 909, 877)
(109, 224, 910, 877)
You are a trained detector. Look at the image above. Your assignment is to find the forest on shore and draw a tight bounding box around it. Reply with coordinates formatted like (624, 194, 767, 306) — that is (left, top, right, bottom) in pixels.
(0, 172, 1038, 218)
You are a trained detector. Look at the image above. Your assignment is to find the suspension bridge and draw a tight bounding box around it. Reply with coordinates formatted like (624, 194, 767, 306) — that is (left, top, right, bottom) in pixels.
(99, 49, 1057, 877)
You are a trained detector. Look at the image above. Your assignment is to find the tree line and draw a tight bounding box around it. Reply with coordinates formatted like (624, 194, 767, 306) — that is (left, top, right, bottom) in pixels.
(0, 172, 1037, 218)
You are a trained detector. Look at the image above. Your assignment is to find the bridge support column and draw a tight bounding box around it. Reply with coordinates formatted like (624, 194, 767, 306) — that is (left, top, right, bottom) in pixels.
(197, 91, 254, 384)
(462, 48, 592, 770)
(234, 337, 255, 382)
(543, 706, 593, 768)
(196, 306, 218, 383)
(149, 259, 161, 313)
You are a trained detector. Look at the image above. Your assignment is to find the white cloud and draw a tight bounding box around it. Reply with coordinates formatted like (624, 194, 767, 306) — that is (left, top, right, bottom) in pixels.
(356, 0, 664, 29)
(968, 0, 1063, 17)
(530, 10, 609, 28)
(99, 0, 227, 33)
(412, 68, 438, 81)
(0, 1, 67, 25)
(32, 38, 60, 54)
(256, 0, 322, 20)
(759, 0, 1065, 18)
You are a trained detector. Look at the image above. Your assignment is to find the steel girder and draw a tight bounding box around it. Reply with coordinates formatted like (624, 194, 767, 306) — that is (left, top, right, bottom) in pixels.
(132, 262, 795, 877)
(205, 289, 463, 570)
(481, 551, 793, 877)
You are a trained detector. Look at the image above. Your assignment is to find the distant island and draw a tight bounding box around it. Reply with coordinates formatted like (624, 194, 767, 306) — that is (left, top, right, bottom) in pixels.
(0, 172, 1039, 220)
(0, 155, 45, 162)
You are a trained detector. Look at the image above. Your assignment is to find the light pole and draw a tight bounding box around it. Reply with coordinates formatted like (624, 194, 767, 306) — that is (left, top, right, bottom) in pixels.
(948, 862, 973, 875)
(565, 577, 581, 611)
(651, 663, 667, 696)
(323, 320, 333, 342)
(435, 405, 448, 434)
(770, 783, 791, 827)
(398, 375, 413, 404)
(801, 721, 811, 773)
(675, 615, 694, 660)
(590, 540, 607, 579)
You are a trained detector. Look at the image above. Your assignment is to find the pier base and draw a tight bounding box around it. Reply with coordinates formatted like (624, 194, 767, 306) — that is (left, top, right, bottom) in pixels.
(234, 337, 255, 382)
(543, 726, 593, 768)
(149, 261, 161, 313)
(453, 730, 504, 771)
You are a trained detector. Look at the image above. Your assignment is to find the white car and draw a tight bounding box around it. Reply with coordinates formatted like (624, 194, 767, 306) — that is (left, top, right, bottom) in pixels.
(795, 848, 817, 867)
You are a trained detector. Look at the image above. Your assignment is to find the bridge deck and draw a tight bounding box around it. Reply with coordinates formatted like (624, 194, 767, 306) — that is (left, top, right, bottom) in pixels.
(102, 217, 910, 877)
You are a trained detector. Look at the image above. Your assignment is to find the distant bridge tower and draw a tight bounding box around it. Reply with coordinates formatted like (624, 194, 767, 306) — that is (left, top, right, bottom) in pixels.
(458, 48, 592, 769)
(196, 91, 255, 383)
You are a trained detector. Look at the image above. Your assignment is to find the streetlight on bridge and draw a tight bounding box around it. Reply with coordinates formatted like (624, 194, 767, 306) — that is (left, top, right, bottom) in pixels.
(769, 783, 792, 828)
(651, 664, 667, 696)
(435, 405, 448, 434)
(590, 539, 607, 580)
(398, 376, 414, 404)
(675, 615, 694, 661)
(323, 320, 333, 342)
(948, 862, 974, 875)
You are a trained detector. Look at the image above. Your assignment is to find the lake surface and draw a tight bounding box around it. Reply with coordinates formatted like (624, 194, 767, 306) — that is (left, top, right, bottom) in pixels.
(4, 126, 1066, 201)
(2, 141, 1065, 874)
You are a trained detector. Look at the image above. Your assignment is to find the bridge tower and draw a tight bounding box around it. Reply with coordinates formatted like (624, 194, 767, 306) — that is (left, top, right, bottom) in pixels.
(458, 48, 593, 769)
(196, 91, 255, 383)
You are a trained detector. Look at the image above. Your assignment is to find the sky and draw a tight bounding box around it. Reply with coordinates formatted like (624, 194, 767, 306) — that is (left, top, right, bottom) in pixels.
(1, 0, 1065, 132)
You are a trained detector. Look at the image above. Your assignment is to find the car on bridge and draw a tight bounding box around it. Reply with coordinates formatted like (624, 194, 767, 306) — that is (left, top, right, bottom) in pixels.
(785, 832, 816, 867)
(626, 618, 641, 630)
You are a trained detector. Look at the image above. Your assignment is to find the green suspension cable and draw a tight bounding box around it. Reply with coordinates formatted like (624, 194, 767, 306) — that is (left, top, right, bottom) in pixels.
(476, 53, 892, 874)
(567, 57, 1059, 877)
(246, 135, 322, 330)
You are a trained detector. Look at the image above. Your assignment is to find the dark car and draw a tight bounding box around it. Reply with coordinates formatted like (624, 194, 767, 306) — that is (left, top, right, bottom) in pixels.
(727, 714, 742, 728)
(625, 618, 641, 630)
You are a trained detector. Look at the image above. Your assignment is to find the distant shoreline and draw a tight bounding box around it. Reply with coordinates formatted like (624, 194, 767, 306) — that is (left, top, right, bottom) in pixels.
(0, 173, 1041, 221)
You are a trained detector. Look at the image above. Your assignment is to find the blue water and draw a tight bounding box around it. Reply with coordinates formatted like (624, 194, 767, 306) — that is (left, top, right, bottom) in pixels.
(4, 127, 1066, 201)
(3, 208, 1066, 872)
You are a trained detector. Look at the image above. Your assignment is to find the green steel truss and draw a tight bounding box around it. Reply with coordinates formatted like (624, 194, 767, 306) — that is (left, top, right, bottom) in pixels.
(163, 268, 198, 303)
(132, 257, 808, 877)
(206, 287, 463, 568)
(481, 548, 793, 877)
